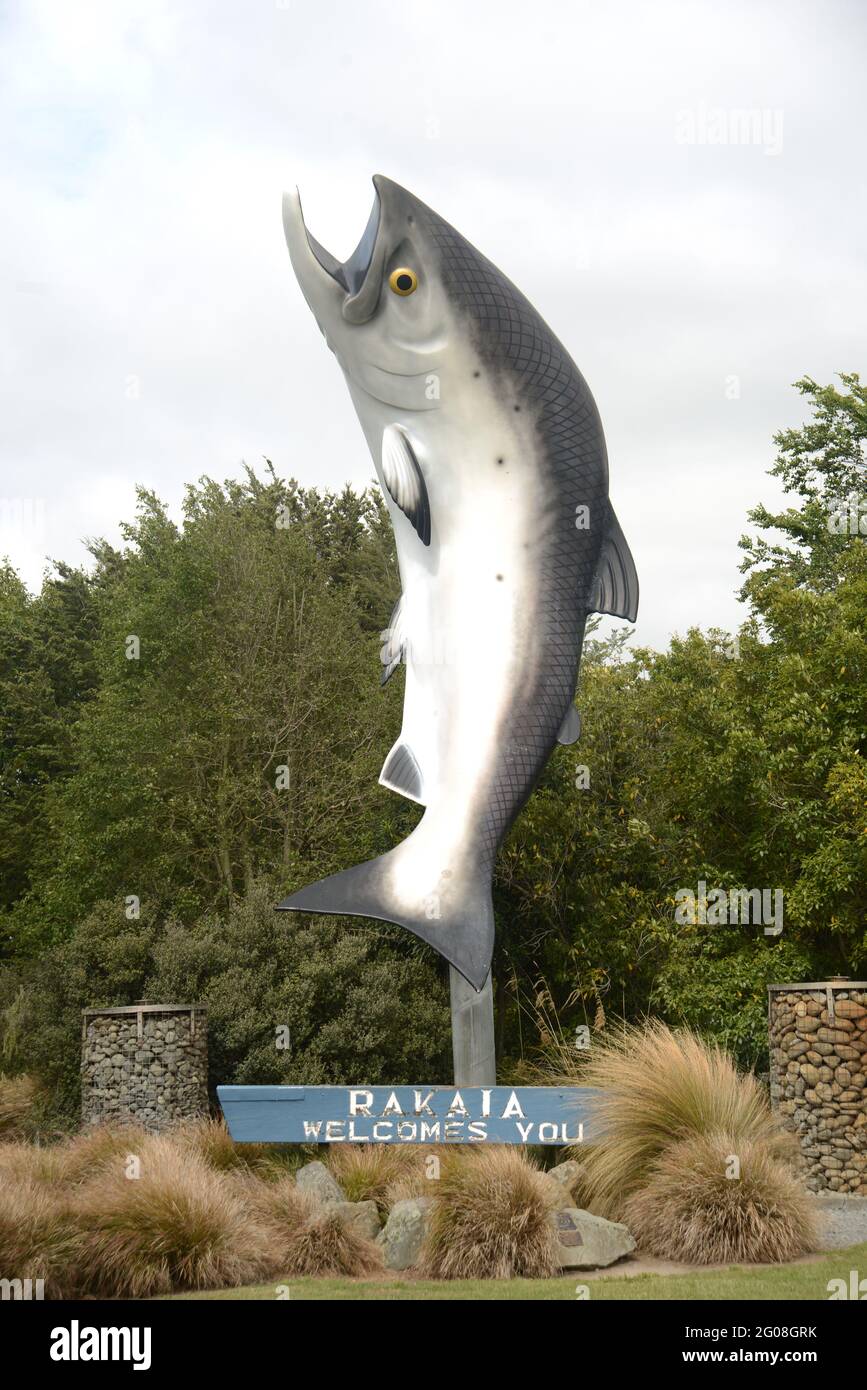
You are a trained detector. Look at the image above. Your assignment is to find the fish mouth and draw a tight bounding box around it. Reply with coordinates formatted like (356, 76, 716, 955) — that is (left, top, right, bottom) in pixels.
(283, 176, 388, 324)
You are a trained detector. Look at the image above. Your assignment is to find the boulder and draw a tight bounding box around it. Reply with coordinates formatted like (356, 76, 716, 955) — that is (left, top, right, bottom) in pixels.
(376, 1198, 433, 1270)
(552, 1208, 636, 1270)
(334, 1199, 381, 1241)
(294, 1161, 345, 1208)
(541, 1160, 585, 1208)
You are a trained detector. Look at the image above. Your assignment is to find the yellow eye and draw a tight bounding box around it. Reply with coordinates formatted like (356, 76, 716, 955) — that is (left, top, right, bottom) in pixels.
(389, 267, 418, 296)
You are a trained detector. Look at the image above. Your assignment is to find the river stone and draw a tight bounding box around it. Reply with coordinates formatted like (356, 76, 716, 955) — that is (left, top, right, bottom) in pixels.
(334, 1200, 381, 1241)
(552, 1208, 636, 1269)
(295, 1161, 345, 1207)
(376, 1198, 433, 1270)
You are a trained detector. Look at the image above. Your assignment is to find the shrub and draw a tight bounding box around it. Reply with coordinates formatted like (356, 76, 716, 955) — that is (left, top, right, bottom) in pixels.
(16, 883, 451, 1130)
(0, 1177, 81, 1298)
(564, 1020, 797, 1218)
(623, 1131, 818, 1263)
(422, 1147, 557, 1279)
(74, 1135, 273, 1297)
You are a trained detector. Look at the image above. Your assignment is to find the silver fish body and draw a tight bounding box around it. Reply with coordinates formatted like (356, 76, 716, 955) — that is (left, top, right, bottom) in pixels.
(278, 176, 637, 991)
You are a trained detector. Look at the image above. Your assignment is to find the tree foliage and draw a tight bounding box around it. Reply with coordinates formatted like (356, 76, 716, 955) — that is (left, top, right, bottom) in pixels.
(0, 377, 864, 1120)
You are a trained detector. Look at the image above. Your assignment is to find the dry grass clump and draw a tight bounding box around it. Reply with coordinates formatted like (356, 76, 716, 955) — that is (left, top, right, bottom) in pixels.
(383, 1147, 458, 1207)
(73, 1135, 274, 1298)
(422, 1147, 558, 1280)
(51, 1122, 152, 1187)
(623, 1131, 818, 1264)
(568, 1020, 796, 1218)
(175, 1117, 301, 1181)
(0, 1074, 41, 1140)
(231, 1171, 310, 1241)
(231, 1168, 383, 1277)
(173, 1116, 279, 1175)
(0, 1176, 82, 1298)
(282, 1206, 383, 1278)
(0, 1140, 66, 1185)
(327, 1143, 420, 1215)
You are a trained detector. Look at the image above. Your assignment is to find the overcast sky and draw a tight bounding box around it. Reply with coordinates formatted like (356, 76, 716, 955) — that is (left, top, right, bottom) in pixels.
(1, 0, 865, 649)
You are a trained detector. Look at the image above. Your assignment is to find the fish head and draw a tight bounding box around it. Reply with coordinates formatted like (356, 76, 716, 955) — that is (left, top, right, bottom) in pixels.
(282, 175, 452, 407)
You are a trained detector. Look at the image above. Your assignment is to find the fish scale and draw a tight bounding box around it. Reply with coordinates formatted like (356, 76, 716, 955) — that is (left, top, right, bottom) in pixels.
(419, 201, 609, 869)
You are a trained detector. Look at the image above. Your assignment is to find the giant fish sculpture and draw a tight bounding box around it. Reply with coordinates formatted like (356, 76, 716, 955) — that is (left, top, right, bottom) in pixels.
(278, 175, 638, 993)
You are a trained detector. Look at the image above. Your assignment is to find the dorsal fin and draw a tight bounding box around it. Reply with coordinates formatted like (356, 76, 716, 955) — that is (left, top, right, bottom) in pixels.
(589, 508, 639, 622)
(381, 425, 431, 546)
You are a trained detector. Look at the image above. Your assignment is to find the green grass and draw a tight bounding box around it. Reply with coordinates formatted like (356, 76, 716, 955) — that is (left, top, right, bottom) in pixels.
(163, 1242, 867, 1300)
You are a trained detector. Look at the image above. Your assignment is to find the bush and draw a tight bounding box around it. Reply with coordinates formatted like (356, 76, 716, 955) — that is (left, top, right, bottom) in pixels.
(623, 1131, 818, 1263)
(423, 1147, 557, 1280)
(16, 882, 451, 1130)
(564, 1020, 796, 1219)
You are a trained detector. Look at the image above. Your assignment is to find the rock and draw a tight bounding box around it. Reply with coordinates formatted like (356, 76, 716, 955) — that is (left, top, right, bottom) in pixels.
(295, 1161, 345, 1208)
(334, 1200, 381, 1241)
(552, 1208, 636, 1269)
(541, 1160, 584, 1208)
(376, 1198, 433, 1270)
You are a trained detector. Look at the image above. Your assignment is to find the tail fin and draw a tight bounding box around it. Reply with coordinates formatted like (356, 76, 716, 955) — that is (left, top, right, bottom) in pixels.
(276, 846, 493, 991)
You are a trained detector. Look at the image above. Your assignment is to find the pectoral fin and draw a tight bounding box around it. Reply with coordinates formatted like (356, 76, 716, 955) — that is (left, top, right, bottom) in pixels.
(557, 706, 582, 745)
(589, 508, 639, 623)
(381, 425, 431, 546)
(379, 594, 406, 686)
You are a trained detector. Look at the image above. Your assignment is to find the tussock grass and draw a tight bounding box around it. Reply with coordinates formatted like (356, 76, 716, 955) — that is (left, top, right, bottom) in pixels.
(74, 1135, 274, 1298)
(559, 1020, 797, 1218)
(0, 1073, 41, 1139)
(173, 1116, 278, 1174)
(282, 1206, 383, 1278)
(231, 1171, 310, 1240)
(0, 1176, 81, 1298)
(0, 1139, 66, 1185)
(423, 1147, 557, 1280)
(327, 1144, 419, 1215)
(52, 1122, 152, 1187)
(624, 1131, 818, 1264)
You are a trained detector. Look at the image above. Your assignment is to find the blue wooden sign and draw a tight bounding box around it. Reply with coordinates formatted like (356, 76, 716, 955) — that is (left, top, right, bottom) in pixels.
(217, 1085, 601, 1145)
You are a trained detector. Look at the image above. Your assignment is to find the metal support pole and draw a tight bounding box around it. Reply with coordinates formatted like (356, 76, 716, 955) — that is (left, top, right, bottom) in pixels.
(450, 966, 496, 1086)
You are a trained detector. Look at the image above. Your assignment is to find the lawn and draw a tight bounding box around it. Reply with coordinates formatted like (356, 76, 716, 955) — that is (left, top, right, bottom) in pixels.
(164, 1242, 867, 1300)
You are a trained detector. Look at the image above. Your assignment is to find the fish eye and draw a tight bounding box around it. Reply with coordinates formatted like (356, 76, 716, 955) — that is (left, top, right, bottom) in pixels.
(389, 267, 418, 296)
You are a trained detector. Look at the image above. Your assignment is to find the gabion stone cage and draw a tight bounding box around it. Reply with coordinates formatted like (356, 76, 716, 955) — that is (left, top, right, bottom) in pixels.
(768, 979, 867, 1195)
(81, 1002, 208, 1132)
